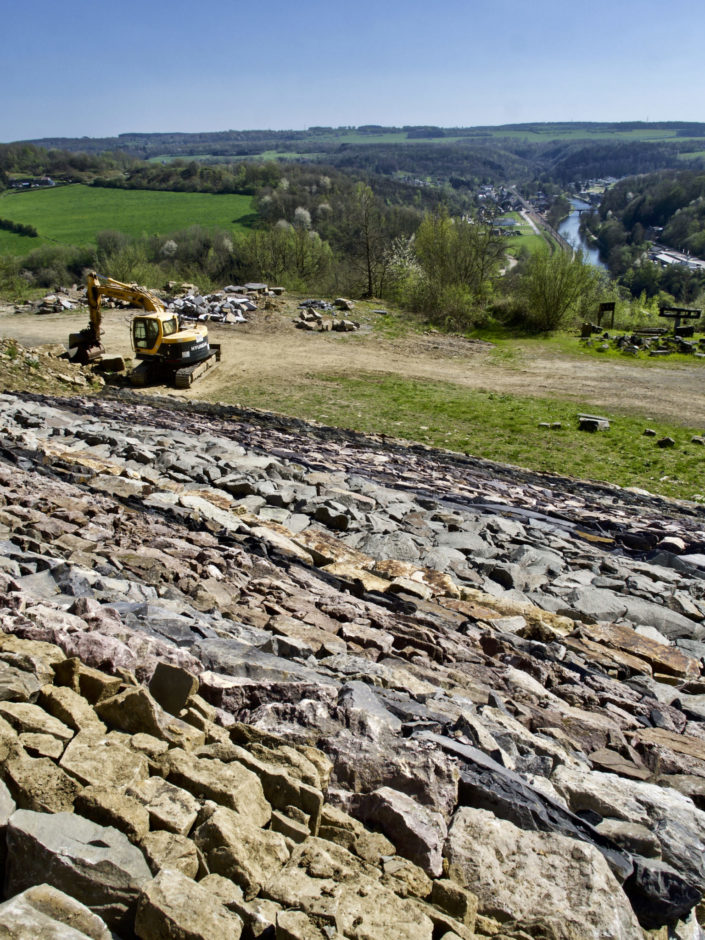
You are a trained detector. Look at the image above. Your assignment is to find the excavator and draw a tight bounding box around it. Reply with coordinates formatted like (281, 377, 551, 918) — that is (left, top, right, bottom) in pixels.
(68, 271, 221, 388)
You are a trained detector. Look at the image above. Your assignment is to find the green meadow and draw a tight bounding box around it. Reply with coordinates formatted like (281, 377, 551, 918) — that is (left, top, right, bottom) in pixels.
(0, 185, 255, 255)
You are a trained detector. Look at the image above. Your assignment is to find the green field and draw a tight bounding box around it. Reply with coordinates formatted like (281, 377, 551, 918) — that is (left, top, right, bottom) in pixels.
(0, 185, 255, 255)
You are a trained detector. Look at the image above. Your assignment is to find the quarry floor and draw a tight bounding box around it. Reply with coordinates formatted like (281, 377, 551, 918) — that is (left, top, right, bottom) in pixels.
(1, 302, 704, 426)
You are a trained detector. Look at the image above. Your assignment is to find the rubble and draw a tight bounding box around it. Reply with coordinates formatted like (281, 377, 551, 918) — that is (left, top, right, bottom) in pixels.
(0, 388, 705, 936)
(582, 327, 705, 358)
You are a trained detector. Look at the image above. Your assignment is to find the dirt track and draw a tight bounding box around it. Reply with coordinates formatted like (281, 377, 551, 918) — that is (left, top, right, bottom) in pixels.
(2, 305, 704, 426)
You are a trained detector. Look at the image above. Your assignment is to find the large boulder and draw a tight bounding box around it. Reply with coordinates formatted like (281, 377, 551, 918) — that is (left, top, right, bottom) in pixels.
(444, 807, 643, 939)
(5, 809, 152, 933)
(134, 868, 243, 940)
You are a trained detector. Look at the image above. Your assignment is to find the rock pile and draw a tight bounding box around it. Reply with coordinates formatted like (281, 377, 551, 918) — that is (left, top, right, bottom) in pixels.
(582, 328, 705, 358)
(25, 282, 284, 327)
(295, 300, 359, 332)
(1, 388, 705, 937)
(36, 292, 76, 314)
(171, 291, 256, 324)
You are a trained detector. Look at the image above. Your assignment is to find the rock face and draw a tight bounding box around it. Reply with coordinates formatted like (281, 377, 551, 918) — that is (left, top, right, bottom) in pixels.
(0, 386, 705, 936)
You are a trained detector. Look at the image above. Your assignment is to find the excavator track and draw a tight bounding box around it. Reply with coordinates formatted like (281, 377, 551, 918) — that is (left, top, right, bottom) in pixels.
(174, 347, 220, 389)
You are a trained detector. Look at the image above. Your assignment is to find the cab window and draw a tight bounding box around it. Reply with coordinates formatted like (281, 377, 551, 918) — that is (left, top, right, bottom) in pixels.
(133, 318, 160, 349)
(162, 317, 179, 337)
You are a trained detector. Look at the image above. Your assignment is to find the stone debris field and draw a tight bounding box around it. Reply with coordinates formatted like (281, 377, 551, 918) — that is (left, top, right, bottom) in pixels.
(1, 388, 705, 938)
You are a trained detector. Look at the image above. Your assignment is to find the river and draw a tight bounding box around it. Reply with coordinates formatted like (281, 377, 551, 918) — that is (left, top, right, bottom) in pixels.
(557, 198, 606, 270)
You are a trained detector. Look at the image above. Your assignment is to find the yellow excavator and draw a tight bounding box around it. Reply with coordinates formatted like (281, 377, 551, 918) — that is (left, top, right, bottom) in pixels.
(68, 272, 221, 388)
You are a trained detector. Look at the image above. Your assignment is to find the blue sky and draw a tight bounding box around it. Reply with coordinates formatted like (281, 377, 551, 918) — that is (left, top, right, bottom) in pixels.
(3, 0, 704, 141)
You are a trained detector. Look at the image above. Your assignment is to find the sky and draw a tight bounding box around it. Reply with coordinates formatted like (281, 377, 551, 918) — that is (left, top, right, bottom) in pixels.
(3, 0, 705, 141)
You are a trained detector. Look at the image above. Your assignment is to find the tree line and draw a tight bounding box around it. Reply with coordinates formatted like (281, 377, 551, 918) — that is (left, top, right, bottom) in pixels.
(0, 217, 38, 237)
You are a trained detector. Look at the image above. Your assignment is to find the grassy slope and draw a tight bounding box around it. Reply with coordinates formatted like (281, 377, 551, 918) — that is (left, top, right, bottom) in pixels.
(214, 368, 704, 503)
(0, 185, 254, 254)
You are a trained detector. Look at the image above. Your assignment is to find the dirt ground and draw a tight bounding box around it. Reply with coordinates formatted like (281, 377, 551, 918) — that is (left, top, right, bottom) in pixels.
(1, 302, 704, 426)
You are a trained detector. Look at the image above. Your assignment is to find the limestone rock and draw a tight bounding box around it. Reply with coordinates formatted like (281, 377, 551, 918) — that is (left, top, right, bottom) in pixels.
(38, 685, 107, 734)
(3, 750, 82, 812)
(60, 731, 149, 789)
(74, 785, 150, 843)
(166, 748, 271, 826)
(0, 700, 74, 742)
(52, 658, 122, 704)
(551, 764, 705, 893)
(148, 661, 199, 716)
(193, 803, 290, 899)
(126, 776, 200, 835)
(139, 830, 199, 878)
(6, 809, 152, 932)
(264, 837, 434, 939)
(444, 807, 643, 939)
(318, 803, 396, 862)
(135, 868, 243, 939)
(358, 785, 447, 876)
(95, 687, 204, 749)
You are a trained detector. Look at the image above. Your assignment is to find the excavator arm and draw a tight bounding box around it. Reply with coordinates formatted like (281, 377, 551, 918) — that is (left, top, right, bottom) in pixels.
(69, 272, 167, 363)
(85, 271, 166, 343)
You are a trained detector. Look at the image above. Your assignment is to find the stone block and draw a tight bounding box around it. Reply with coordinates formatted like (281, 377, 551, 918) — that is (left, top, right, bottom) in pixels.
(52, 657, 122, 704)
(134, 868, 243, 940)
(60, 731, 150, 789)
(126, 776, 200, 835)
(166, 748, 271, 826)
(75, 785, 151, 843)
(358, 786, 447, 877)
(148, 661, 199, 716)
(139, 830, 199, 878)
(193, 804, 290, 899)
(0, 700, 74, 742)
(0, 884, 112, 940)
(96, 687, 205, 749)
(39, 685, 106, 734)
(3, 750, 82, 812)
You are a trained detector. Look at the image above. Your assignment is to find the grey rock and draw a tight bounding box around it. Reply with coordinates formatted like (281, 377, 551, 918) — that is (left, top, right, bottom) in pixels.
(357, 786, 447, 876)
(445, 807, 643, 939)
(6, 809, 152, 932)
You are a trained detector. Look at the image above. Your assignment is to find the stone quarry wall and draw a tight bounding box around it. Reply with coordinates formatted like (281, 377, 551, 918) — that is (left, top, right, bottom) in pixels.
(1, 389, 705, 938)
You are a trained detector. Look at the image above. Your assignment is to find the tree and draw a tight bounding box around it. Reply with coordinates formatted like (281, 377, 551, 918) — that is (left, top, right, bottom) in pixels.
(414, 209, 505, 302)
(343, 183, 388, 297)
(519, 249, 600, 332)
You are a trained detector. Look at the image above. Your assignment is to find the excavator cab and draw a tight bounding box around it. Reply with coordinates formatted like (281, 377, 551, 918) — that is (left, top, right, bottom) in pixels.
(132, 317, 161, 351)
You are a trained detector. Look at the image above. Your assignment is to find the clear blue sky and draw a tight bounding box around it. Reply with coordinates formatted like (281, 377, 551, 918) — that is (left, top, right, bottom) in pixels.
(4, 0, 704, 141)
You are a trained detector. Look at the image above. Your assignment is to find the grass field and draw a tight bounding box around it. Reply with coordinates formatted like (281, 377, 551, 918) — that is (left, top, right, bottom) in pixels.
(0, 185, 255, 255)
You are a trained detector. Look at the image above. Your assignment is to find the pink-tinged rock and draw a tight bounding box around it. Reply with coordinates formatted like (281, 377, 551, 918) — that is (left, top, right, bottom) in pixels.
(358, 786, 447, 876)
